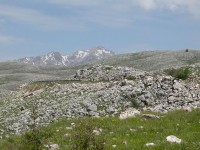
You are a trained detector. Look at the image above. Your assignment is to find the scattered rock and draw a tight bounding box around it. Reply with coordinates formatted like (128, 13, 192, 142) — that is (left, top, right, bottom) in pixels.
(66, 127, 73, 130)
(145, 143, 155, 147)
(182, 106, 192, 112)
(112, 145, 117, 148)
(130, 128, 136, 132)
(119, 108, 140, 119)
(49, 144, 59, 150)
(1, 65, 200, 135)
(64, 133, 70, 137)
(44, 144, 59, 150)
(166, 135, 182, 144)
(87, 104, 97, 112)
(93, 129, 101, 136)
(168, 96, 176, 101)
(122, 141, 127, 145)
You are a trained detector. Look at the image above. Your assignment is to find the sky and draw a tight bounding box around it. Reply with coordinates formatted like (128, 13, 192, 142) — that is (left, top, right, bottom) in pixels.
(0, 0, 200, 60)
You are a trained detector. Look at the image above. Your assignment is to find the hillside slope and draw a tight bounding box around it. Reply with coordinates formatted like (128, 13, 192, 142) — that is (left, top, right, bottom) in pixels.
(98, 50, 200, 71)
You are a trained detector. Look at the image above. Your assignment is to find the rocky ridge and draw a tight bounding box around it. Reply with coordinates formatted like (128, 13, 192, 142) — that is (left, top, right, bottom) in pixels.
(0, 65, 199, 136)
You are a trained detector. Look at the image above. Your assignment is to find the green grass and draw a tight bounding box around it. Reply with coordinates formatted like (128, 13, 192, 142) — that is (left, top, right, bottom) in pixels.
(0, 109, 200, 150)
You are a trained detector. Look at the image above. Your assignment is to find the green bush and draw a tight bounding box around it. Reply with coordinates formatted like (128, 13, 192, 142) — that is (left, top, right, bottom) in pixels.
(165, 67, 191, 80)
(185, 49, 189, 52)
(71, 118, 105, 150)
(20, 129, 52, 150)
(126, 76, 136, 81)
(105, 66, 112, 71)
(20, 98, 52, 150)
(131, 99, 140, 108)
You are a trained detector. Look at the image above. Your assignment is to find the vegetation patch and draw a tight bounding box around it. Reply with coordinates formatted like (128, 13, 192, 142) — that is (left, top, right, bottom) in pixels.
(71, 119, 105, 150)
(1, 109, 199, 149)
(126, 75, 136, 81)
(23, 82, 54, 93)
(129, 98, 140, 108)
(165, 67, 191, 80)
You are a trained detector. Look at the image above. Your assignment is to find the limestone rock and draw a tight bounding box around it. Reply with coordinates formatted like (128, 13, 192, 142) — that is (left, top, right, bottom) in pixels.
(87, 104, 97, 112)
(166, 135, 182, 144)
(119, 108, 140, 119)
(145, 143, 155, 147)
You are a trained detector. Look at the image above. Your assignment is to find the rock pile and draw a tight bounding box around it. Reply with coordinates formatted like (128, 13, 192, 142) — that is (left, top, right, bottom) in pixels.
(74, 64, 147, 81)
(75, 64, 200, 113)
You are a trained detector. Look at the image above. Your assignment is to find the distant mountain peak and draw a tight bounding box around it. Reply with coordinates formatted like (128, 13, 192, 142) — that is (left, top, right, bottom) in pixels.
(17, 46, 115, 66)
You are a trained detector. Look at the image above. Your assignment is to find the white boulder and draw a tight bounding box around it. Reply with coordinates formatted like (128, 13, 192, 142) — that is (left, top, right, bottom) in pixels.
(166, 135, 182, 144)
(119, 108, 140, 119)
(145, 143, 155, 147)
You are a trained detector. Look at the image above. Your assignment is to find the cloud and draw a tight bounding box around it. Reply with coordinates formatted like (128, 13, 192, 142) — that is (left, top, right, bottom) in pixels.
(51, 0, 200, 17)
(0, 4, 69, 30)
(0, 35, 24, 45)
(46, 0, 200, 29)
(133, 0, 157, 10)
(132, 0, 200, 18)
(1, 1, 200, 31)
(47, 0, 134, 28)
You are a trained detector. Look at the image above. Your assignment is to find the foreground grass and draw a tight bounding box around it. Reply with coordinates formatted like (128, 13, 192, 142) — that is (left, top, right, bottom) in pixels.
(0, 109, 200, 150)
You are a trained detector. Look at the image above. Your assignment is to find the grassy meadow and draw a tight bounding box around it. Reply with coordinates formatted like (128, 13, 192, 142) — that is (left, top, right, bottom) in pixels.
(0, 109, 199, 150)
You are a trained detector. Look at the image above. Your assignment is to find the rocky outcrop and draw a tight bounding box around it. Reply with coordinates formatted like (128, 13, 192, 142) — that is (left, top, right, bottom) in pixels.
(0, 65, 199, 136)
(74, 64, 147, 81)
(75, 64, 200, 112)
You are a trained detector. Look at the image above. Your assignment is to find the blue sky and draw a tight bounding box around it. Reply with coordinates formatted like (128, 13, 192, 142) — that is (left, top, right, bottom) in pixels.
(0, 0, 200, 60)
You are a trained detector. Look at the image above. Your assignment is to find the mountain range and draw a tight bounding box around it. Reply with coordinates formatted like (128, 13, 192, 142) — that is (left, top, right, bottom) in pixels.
(17, 46, 114, 66)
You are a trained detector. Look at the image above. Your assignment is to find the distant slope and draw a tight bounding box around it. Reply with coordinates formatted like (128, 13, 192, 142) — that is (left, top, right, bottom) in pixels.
(0, 62, 76, 91)
(98, 50, 200, 71)
(1, 49, 200, 91)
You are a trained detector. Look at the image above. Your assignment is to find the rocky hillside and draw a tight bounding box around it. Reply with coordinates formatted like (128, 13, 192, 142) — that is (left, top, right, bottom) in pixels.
(98, 49, 200, 71)
(17, 46, 114, 66)
(0, 64, 199, 136)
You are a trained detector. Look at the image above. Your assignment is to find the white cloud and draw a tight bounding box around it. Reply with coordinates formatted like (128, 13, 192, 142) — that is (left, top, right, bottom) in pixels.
(1, 0, 200, 31)
(0, 4, 69, 30)
(47, 0, 200, 29)
(48, 0, 200, 14)
(133, 0, 157, 10)
(0, 35, 24, 45)
(47, 0, 134, 28)
(132, 0, 200, 18)
(52, 0, 200, 17)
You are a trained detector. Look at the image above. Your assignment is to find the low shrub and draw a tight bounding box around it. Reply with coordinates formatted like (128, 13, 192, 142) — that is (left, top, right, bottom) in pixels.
(20, 128, 52, 150)
(165, 67, 191, 80)
(126, 76, 136, 81)
(20, 98, 53, 150)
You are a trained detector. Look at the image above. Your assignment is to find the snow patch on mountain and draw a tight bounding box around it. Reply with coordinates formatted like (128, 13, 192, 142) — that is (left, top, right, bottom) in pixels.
(75, 51, 89, 58)
(17, 46, 115, 66)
